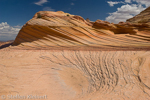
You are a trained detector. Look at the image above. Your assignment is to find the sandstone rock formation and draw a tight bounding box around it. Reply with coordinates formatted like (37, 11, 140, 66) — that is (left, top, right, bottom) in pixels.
(0, 10, 150, 100)
(127, 6, 150, 24)
(12, 11, 150, 50)
(0, 50, 150, 100)
(0, 41, 13, 49)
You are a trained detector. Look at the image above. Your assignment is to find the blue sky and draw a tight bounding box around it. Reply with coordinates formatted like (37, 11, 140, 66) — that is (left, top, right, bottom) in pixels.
(0, 0, 150, 41)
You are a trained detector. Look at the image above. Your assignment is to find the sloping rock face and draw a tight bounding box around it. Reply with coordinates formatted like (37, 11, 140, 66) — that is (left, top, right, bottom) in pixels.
(0, 11, 150, 100)
(12, 11, 150, 50)
(127, 7, 150, 24)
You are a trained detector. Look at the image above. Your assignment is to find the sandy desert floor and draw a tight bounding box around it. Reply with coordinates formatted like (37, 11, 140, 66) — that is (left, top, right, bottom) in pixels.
(0, 47, 150, 100)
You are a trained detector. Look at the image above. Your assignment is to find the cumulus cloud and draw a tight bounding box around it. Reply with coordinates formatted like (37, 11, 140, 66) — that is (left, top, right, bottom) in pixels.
(0, 22, 21, 41)
(43, 7, 55, 11)
(34, 0, 48, 6)
(117, 4, 145, 15)
(133, 0, 150, 7)
(107, 1, 124, 7)
(106, 0, 148, 23)
(125, 0, 131, 3)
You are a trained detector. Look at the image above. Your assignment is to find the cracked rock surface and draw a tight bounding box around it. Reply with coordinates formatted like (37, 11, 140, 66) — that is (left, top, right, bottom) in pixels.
(0, 49, 150, 100)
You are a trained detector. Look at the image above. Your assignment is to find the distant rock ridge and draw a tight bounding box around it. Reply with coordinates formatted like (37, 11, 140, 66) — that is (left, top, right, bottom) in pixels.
(12, 11, 150, 49)
(127, 6, 150, 24)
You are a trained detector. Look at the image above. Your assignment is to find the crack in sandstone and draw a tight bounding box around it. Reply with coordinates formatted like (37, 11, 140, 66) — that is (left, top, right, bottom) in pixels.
(37, 51, 150, 99)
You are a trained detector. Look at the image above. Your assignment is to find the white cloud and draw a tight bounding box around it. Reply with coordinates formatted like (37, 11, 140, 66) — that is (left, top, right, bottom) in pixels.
(107, 1, 124, 7)
(125, 0, 131, 3)
(34, 0, 48, 6)
(133, 0, 150, 7)
(71, 3, 75, 5)
(0, 22, 21, 41)
(117, 4, 145, 15)
(43, 7, 55, 11)
(106, 12, 134, 24)
(106, 4, 146, 23)
(106, 0, 149, 23)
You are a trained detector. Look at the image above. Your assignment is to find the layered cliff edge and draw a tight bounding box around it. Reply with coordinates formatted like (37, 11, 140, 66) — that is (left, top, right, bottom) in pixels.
(127, 6, 150, 25)
(11, 11, 150, 50)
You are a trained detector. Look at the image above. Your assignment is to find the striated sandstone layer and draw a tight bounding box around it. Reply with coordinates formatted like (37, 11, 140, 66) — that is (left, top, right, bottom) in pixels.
(12, 11, 150, 50)
(0, 49, 150, 100)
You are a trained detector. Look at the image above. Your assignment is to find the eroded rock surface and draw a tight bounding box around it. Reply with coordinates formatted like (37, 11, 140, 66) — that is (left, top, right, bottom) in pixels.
(12, 11, 150, 50)
(0, 50, 150, 100)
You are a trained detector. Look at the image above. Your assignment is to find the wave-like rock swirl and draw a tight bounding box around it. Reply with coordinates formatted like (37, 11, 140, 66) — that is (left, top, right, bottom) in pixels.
(12, 11, 150, 50)
(1, 50, 150, 100)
